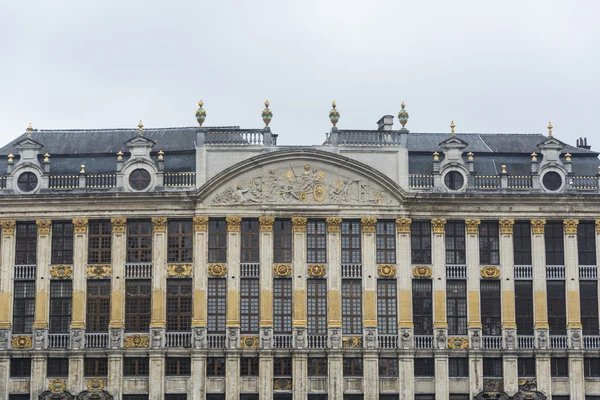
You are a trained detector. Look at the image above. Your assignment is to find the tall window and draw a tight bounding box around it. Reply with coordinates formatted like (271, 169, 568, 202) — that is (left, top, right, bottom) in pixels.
(479, 222, 499, 265)
(274, 358, 293, 377)
(241, 219, 260, 263)
(376, 221, 396, 264)
(377, 280, 397, 334)
(13, 281, 35, 334)
(208, 279, 226, 333)
(446, 222, 466, 264)
(307, 220, 327, 263)
(411, 221, 431, 264)
(167, 279, 192, 332)
(168, 220, 193, 263)
(84, 358, 108, 377)
(86, 280, 110, 332)
(308, 279, 327, 334)
(547, 280, 566, 335)
(127, 221, 152, 263)
(581, 281, 599, 335)
(514, 221, 532, 265)
(342, 279, 362, 334)
(15, 222, 37, 265)
(480, 281, 501, 336)
(343, 358, 363, 377)
(88, 221, 111, 264)
(412, 280, 433, 335)
(51, 221, 73, 264)
(241, 357, 259, 376)
(515, 280, 534, 335)
(447, 280, 467, 335)
(125, 280, 151, 332)
(273, 279, 292, 333)
(241, 278, 259, 333)
(545, 222, 564, 265)
(341, 220, 361, 264)
(578, 221, 597, 265)
(208, 219, 227, 263)
(274, 219, 292, 263)
(49, 280, 72, 333)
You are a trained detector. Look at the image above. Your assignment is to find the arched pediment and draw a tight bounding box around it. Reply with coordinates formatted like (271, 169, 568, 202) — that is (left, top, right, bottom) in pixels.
(198, 149, 404, 207)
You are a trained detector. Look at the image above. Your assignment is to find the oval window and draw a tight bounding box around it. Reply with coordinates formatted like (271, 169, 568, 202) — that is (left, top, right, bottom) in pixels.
(542, 171, 562, 191)
(129, 169, 151, 190)
(17, 172, 38, 192)
(444, 171, 464, 191)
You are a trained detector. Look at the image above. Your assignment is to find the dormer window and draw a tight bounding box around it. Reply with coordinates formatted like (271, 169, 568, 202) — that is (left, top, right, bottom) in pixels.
(17, 172, 38, 192)
(129, 169, 151, 191)
(542, 171, 562, 191)
(444, 171, 464, 191)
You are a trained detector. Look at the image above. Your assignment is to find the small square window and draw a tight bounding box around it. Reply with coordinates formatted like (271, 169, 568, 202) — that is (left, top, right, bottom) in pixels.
(207, 357, 226, 377)
(551, 358, 569, 377)
(449, 358, 468, 378)
(10, 358, 31, 378)
(47, 358, 69, 377)
(414, 358, 435, 377)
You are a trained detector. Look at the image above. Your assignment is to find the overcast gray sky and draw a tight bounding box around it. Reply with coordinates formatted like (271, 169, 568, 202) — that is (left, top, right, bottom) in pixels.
(1, 0, 598, 150)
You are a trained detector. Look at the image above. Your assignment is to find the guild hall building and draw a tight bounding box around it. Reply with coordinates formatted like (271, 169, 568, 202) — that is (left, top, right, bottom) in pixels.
(0, 101, 599, 400)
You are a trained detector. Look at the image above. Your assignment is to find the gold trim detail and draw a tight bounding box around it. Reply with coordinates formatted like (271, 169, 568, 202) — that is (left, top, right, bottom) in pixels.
(241, 336, 259, 348)
(36, 220, 52, 235)
(50, 265, 73, 279)
(259, 216, 275, 232)
(0, 220, 16, 235)
(596, 220, 600, 235)
(564, 219, 579, 235)
(396, 218, 412, 233)
(208, 263, 227, 277)
(531, 219, 546, 234)
(378, 264, 396, 278)
(413, 265, 432, 279)
(49, 378, 67, 392)
(124, 334, 149, 348)
(167, 264, 193, 277)
(361, 217, 377, 233)
(11, 336, 32, 349)
(274, 378, 292, 391)
(291, 217, 307, 232)
(226, 216, 242, 232)
(343, 336, 363, 348)
(448, 337, 469, 349)
(87, 265, 112, 278)
(481, 266, 501, 279)
(111, 218, 127, 233)
(499, 219, 514, 234)
(326, 217, 342, 233)
(274, 264, 292, 277)
(465, 219, 481, 234)
(87, 378, 105, 391)
(72, 218, 88, 234)
(152, 217, 168, 232)
(308, 264, 326, 277)
(193, 216, 209, 231)
(431, 219, 446, 234)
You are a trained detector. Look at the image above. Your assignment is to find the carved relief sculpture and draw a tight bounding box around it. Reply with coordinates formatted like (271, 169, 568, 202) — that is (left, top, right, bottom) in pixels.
(72, 218, 88, 234)
(110, 217, 126, 233)
(36, 219, 52, 235)
(208, 263, 227, 277)
(0, 220, 16, 235)
(87, 265, 112, 278)
(193, 216, 209, 231)
(499, 219, 514, 234)
(12, 335, 32, 349)
(378, 264, 396, 278)
(124, 334, 149, 348)
(226, 216, 242, 232)
(361, 217, 377, 233)
(563, 219, 579, 235)
(241, 336, 259, 348)
(448, 337, 469, 349)
(413, 265, 432, 279)
(431, 219, 446, 234)
(481, 266, 501, 279)
(273, 264, 292, 277)
(152, 217, 168, 232)
(50, 265, 73, 279)
(531, 219, 546, 234)
(167, 264, 193, 277)
(259, 216, 275, 231)
(291, 217, 307, 232)
(326, 217, 342, 233)
(308, 264, 326, 277)
(396, 218, 412, 233)
(465, 219, 481, 234)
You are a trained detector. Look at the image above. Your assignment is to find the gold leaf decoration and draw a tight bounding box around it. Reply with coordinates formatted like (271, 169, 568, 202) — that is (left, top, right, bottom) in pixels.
(241, 336, 259, 348)
(87, 378, 105, 391)
(563, 219, 579, 235)
(396, 218, 412, 233)
(326, 217, 342, 233)
(72, 218, 88, 234)
(11, 335, 32, 349)
(412, 265, 432, 279)
(481, 266, 501, 279)
(36, 220, 52, 235)
(274, 378, 292, 391)
(0, 220, 16, 235)
(50, 265, 73, 279)
(152, 217, 168, 232)
(208, 263, 227, 277)
(226, 216, 242, 232)
(167, 264, 192, 277)
(431, 219, 446, 234)
(342, 336, 363, 348)
(291, 217, 307, 232)
(49, 378, 67, 392)
(499, 219, 514, 234)
(124, 334, 149, 348)
(273, 264, 292, 277)
(308, 264, 326, 277)
(259, 216, 275, 232)
(465, 219, 481, 234)
(378, 264, 396, 278)
(361, 217, 377, 233)
(111, 217, 127, 233)
(596, 220, 600, 235)
(448, 337, 469, 349)
(193, 216, 209, 231)
(531, 219, 546, 234)
(87, 265, 112, 278)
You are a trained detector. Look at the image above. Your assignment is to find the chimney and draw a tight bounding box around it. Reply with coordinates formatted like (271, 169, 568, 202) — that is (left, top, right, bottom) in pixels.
(377, 115, 394, 131)
(576, 137, 591, 150)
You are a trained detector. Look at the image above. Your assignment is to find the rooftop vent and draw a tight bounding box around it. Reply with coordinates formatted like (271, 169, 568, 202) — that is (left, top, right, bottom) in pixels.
(377, 115, 394, 131)
(576, 137, 591, 150)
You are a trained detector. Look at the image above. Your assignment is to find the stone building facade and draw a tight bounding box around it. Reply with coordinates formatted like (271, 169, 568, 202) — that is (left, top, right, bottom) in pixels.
(0, 102, 599, 399)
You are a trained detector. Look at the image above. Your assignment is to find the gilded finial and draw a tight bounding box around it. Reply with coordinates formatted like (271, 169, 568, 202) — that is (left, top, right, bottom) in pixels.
(467, 152, 474, 161)
(531, 152, 538, 162)
(398, 101, 409, 128)
(195, 100, 207, 127)
(450, 121, 456, 137)
(80, 164, 86, 174)
(137, 120, 144, 135)
(433, 151, 439, 161)
(158, 150, 164, 160)
(7, 154, 14, 163)
(565, 153, 571, 162)
(26, 123, 33, 137)
(262, 100, 273, 127)
(548, 121, 553, 137)
(329, 101, 340, 128)
(43, 153, 50, 163)
(501, 164, 507, 174)
(117, 151, 123, 161)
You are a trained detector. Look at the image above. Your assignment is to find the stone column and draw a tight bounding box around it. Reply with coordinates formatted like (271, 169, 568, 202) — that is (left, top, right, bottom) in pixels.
(396, 218, 413, 343)
(191, 352, 207, 400)
(361, 218, 378, 400)
(260, 352, 274, 400)
(225, 216, 242, 400)
(71, 218, 89, 337)
(0, 221, 16, 336)
(107, 352, 123, 399)
(150, 217, 167, 347)
(0, 356, 9, 400)
(398, 355, 414, 400)
(226, 352, 241, 400)
(258, 217, 274, 400)
(363, 351, 379, 400)
(149, 352, 165, 400)
(293, 351, 308, 400)
(291, 217, 308, 400)
(328, 353, 343, 400)
(326, 217, 343, 400)
(431, 219, 448, 400)
(31, 353, 47, 397)
(109, 218, 127, 348)
(33, 220, 52, 349)
(69, 354, 85, 393)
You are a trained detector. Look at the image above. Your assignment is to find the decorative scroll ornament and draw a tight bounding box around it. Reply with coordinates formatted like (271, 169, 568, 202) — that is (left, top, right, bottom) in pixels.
(226, 216, 242, 232)
(36, 220, 52, 235)
(241, 336, 259, 348)
(499, 219, 514, 234)
(342, 336, 363, 348)
(292, 217, 307, 232)
(481, 266, 501, 279)
(72, 218, 88, 234)
(0, 220, 16, 235)
(378, 264, 396, 278)
(563, 219, 579, 235)
(193, 216, 209, 231)
(431, 219, 446, 234)
(152, 217, 168, 232)
(448, 337, 469, 349)
(326, 217, 342, 233)
(87, 265, 112, 278)
(259, 216, 275, 232)
(110, 218, 127, 233)
(465, 219, 481, 234)
(274, 378, 292, 391)
(87, 378, 105, 391)
(49, 379, 67, 392)
(11, 335, 32, 349)
(273, 264, 292, 277)
(361, 217, 377, 233)
(531, 219, 546, 234)
(412, 265, 432, 279)
(396, 218, 412, 233)
(167, 264, 192, 277)
(50, 265, 73, 279)
(124, 334, 149, 348)
(208, 263, 227, 277)
(308, 264, 326, 277)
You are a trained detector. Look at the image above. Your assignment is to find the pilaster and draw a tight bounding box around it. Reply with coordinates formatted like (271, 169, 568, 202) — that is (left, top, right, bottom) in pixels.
(33, 220, 51, 331)
(292, 351, 307, 400)
(503, 353, 518, 396)
(328, 352, 343, 400)
(531, 220, 549, 340)
(396, 219, 412, 334)
(434, 353, 449, 400)
(31, 353, 47, 397)
(466, 219, 482, 330)
(107, 353, 123, 399)
(191, 353, 207, 400)
(469, 355, 483, 397)
(499, 220, 516, 332)
(225, 352, 240, 400)
(226, 217, 242, 346)
(260, 352, 274, 400)
(0, 356, 9, 400)
(0, 221, 16, 330)
(363, 350, 379, 400)
(564, 220, 583, 337)
(149, 352, 165, 400)
(398, 354, 414, 400)
(431, 219, 447, 342)
(69, 354, 85, 393)
(109, 217, 127, 348)
(71, 218, 89, 330)
(259, 217, 275, 346)
(535, 353, 551, 397)
(291, 217, 307, 346)
(569, 353, 585, 399)
(150, 217, 167, 330)
(361, 218, 378, 350)
(192, 217, 208, 344)
(326, 217, 342, 331)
